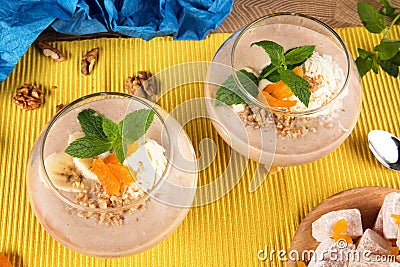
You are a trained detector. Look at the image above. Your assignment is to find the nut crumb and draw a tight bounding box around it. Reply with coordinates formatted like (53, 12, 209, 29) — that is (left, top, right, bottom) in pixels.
(37, 42, 66, 62)
(13, 84, 44, 110)
(81, 48, 99, 76)
(56, 104, 65, 112)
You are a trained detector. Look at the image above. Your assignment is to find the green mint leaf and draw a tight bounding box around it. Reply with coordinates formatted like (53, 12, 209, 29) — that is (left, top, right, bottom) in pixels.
(357, 2, 386, 33)
(379, 0, 398, 17)
(113, 137, 126, 164)
(372, 57, 379, 74)
(389, 51, 400, 65)
(355, 48, 378, 77)
(77, 109, 107, 138)
(380, 59, 399, 77)
(260, 63, 303, 82)
(284, 45, 315, 65)
(251, 41, 285, 66)
(279, 68, 311, 107)
(65, 136, 112, 158)
(215, 70, 258, 106)
(374, 39, 400, 60)
(122, 109, 155, 144)
(358, 48, 375, 59)
(355, 57, 374, 77)
(102, 117, 119, 140)
(260, 64, 281, 82)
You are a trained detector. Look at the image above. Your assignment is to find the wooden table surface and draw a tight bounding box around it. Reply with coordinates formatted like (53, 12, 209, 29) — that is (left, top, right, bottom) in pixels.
(37, 0, 396, 42)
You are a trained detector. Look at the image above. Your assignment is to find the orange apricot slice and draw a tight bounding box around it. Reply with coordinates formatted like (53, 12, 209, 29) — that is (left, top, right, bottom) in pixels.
(0, 253, 12, 267)
(103, 153, 120, 165)
(259, 91, 297, 108)
(261, 66, 305, 102)
(292, 66, 304, 76)
(92, 159, 121, 195)
(263, 81, 294, 99)
(106, 164, 135, 185)
(296, 261, 307, 267)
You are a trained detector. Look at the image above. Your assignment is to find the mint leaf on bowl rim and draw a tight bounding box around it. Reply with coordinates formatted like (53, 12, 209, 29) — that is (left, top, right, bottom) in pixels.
(215, 69, 258, 106)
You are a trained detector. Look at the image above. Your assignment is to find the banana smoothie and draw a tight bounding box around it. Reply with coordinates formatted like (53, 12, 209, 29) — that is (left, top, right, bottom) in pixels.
(205, 14, 362, 167)
(27, 93, 197, 257)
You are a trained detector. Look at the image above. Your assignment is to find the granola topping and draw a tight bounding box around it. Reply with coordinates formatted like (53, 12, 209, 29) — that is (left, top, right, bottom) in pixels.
(68, 180, 147, 227)
(235, 51, 346, 139)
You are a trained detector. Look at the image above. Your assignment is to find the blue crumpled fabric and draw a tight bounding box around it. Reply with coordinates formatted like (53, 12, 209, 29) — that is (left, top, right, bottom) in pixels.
(0, 0, 233, 82)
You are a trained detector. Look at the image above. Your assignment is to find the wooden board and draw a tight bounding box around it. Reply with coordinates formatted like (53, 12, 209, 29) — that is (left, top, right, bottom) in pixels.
(288, 187, 399, 266)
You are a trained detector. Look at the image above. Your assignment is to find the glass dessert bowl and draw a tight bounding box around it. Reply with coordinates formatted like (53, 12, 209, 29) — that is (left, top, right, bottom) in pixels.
(27, 92, 198, 257)
(205, 13, 362, 167)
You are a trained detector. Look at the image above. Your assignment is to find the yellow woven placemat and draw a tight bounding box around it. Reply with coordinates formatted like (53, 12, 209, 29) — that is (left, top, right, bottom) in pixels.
(1, 27, 400, 267)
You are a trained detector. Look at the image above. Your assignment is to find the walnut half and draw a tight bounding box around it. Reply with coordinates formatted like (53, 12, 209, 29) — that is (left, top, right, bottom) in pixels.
(37, 42, 66, 62)
(13, 84, 44, 110)
(125, 71, 156, 98)
(81, 48, 99, 76)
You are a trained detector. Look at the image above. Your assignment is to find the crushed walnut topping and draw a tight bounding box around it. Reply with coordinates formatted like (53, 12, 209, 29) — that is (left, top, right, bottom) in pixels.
(68, 181, 147, 227)
(125, 71, 155, 98)
(237, 104, 331, 139)
(305, 74, 323, 92)
(13, 84, 44, 110)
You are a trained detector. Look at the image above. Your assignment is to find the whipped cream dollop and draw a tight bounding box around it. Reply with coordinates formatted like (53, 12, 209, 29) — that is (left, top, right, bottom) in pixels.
(124, 137, 167, 191)
(258, 51, 346, 112)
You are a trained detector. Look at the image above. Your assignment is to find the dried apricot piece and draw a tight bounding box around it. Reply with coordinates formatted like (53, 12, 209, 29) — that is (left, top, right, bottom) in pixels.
(331, 219, 353, 244)
(271, 86, 294, 99)
(296, 261, 307, 267)
(332, 232, 353, 244)
(333, 218, 348, 233)
(263, 81, 294, 99)
(292, 66, 304, 77)
(262, 66, 304, 101)
(92, 159, 121, 195)
(0, 253, 12, 267)
(391, 246, 399, 256)
(391, 214, 400, 225)
(103, 153, 120, 165)
(107, 164, 135, 185)
(259, 91, 297, 108)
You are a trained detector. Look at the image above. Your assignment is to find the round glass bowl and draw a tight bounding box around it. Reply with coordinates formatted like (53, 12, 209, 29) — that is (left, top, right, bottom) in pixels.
(27, 92, 198, 257)
(205, 13, 362, 167)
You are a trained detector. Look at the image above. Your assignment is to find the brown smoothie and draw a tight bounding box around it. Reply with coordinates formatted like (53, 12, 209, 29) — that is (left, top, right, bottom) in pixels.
(205, 23, 362, 166)
(27, 96, 198, 257)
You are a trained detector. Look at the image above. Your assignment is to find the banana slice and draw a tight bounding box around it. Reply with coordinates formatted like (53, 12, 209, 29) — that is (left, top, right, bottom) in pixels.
(44, 152, 86, 192)
(68, 132, 99, 181)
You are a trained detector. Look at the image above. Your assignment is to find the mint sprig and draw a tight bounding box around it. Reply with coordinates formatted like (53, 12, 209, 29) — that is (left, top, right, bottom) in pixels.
(356, 1, 400, 78)
(215, 40, 315, 107)
(65, 108, 154, 163)
(215, 41, 314, 107)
